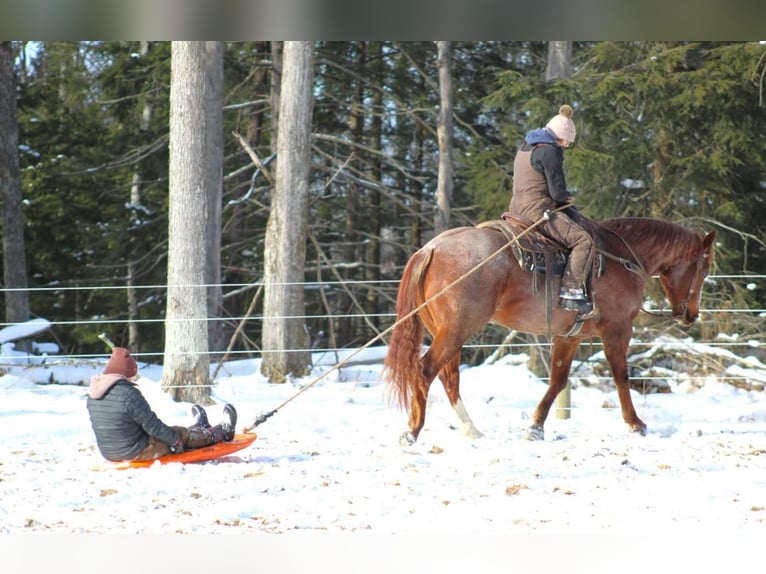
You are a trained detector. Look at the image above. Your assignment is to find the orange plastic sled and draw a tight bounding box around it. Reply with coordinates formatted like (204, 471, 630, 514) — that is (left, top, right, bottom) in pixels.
(112, 433, 257, 469)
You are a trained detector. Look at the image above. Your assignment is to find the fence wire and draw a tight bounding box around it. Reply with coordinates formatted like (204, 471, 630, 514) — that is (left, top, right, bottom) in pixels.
(1, 275, 764, 393)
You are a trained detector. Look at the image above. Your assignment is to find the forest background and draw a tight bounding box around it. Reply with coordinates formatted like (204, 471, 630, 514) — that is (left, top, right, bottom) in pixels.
(1, 41, 765, 396)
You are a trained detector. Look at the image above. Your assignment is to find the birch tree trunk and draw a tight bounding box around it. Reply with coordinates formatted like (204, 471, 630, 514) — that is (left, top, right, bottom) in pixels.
(162, 42, 218, 403)
(0, 42, 30, 327)
(260, 41, 314, 383)
(434, 41, 454, 234)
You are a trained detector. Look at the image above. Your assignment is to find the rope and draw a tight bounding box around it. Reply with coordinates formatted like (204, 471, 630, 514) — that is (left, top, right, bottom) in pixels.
(243, 209, 564, 433)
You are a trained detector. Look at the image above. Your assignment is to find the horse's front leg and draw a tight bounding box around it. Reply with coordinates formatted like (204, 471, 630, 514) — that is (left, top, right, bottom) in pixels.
(601, 327, 647, 434)
(528, 337, 581, 440)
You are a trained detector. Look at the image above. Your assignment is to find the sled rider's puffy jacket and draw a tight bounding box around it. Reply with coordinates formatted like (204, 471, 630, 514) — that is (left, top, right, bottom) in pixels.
(86, 375, 179, 461)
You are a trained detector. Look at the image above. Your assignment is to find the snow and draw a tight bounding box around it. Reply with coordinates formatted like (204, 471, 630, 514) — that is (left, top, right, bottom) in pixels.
(0, 318, 52, 344)
(2, 340, 765, 571)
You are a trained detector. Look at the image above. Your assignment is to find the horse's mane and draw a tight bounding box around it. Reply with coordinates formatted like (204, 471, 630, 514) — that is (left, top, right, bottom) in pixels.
(598, 217, 702, 257)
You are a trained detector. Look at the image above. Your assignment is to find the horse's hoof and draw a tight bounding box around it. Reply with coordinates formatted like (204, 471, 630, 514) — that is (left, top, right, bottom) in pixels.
(630, 424, 648, 436)
(526, 425, 544, 441)
(399, 431, 417, 446)
(463, 427, 485, 440)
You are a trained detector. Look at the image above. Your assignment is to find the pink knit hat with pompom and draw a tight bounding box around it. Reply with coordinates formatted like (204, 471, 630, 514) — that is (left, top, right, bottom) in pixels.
(546, 104, 576, 142)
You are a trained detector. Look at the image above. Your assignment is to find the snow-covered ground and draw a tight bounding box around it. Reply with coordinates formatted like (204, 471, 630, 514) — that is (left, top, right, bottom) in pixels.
(1, 338, 765, 571)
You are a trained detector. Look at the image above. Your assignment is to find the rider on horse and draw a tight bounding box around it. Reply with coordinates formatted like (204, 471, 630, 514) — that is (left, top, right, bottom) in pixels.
(509, 104, 594, 316)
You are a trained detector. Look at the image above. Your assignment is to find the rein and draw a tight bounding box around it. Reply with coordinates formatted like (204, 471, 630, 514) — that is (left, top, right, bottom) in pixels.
(596, 227, 649, 282)
(595, 245, 666, 320)
(594, 228, 670, 318)
(243, 208, 564, 433)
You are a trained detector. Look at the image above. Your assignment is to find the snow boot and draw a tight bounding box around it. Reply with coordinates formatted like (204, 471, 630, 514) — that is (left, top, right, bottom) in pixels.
(191, 404, 210, 428)
(205, 404, 238, 443)
(221, 403, 237, 441)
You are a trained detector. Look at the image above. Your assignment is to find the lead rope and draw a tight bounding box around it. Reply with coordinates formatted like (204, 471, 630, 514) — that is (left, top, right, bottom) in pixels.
(243, 207, 570, 433)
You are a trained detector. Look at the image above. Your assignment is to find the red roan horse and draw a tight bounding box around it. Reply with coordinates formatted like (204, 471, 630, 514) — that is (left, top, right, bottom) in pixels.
(383, 217, 715, 445)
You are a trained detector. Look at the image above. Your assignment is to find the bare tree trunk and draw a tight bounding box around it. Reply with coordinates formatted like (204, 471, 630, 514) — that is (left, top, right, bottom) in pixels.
(337, 41, 365, 345)
(223, 44, 270, 347)
(162, 42, 214, 404)
(261, 41, 314, 383)
(0, 42, 30, 328)
(269, 41, 283, 154)
(365, 42, 384, 327)
(128, 41, 153, 352)
(545, 41, 572, 82)
(204, 42, 225, 355)
(434, 41, 454, 234)
(545, 40, 574, 420)
(127, 169, 141, 351)
(411, 48, 429, 246)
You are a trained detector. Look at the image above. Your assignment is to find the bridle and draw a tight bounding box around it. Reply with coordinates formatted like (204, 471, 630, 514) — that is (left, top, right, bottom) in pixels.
(669, 250, 708, 319)
(598, 228, 707, 321)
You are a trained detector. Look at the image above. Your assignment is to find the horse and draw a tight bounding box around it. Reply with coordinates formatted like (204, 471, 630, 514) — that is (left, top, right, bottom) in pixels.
(383, 216, 716, 445)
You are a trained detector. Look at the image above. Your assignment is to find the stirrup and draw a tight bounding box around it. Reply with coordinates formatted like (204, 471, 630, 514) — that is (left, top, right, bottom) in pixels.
(559, 297, 593, 315)
(559, 286, 587, 300)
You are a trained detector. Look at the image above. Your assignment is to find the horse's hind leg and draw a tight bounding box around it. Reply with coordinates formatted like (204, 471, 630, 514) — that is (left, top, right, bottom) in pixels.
(402, 372, 431, 446)
(402, 337, 472, 445)
(439, 354, 483, 439)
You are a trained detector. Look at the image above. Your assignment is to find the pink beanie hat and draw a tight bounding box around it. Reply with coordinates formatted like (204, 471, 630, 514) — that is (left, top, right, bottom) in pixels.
(546, 104, 576, 142)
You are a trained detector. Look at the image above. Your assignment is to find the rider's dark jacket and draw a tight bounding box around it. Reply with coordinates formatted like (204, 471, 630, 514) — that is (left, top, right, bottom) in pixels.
(511, 127, 571, 210)
(86, 375, 179, 461)
(509, 127, 593, 291)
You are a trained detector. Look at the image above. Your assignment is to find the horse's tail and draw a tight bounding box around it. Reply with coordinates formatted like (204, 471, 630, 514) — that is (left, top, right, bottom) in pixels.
(383, 245, 434, 413)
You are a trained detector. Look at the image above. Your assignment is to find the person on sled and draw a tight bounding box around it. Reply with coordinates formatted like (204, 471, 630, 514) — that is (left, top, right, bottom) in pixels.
(508, 103, 594, 316)
(86, 346, 237, 462)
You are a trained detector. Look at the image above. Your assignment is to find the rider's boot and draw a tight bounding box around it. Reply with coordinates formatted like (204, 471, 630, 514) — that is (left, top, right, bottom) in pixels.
(559, 286, 593, 316)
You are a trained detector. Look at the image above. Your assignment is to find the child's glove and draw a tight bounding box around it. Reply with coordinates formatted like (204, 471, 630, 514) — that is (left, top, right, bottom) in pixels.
(169, 436, 184, 454)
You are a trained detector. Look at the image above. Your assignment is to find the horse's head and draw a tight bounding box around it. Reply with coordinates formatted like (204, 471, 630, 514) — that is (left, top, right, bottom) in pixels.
(658, 231, 716, 326)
